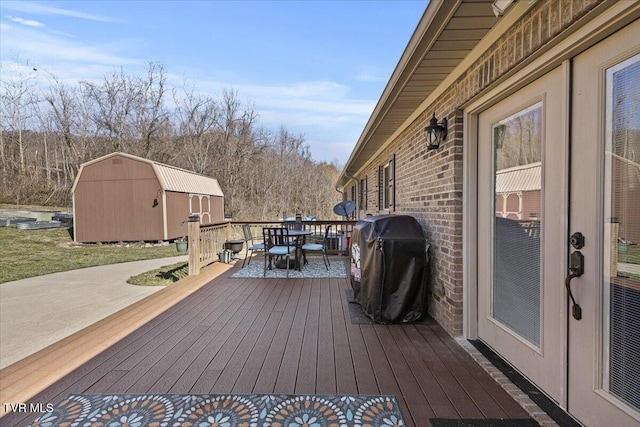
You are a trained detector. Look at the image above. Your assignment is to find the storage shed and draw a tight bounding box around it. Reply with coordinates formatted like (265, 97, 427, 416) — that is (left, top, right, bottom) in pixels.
(72, 152, 224, 243)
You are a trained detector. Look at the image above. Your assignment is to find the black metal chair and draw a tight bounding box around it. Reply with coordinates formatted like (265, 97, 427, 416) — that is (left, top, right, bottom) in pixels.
(241, 224, 265, 268)
(301, 225, 331, 270)
(285, 221, 304, 230)
(263, 227, 297, 278)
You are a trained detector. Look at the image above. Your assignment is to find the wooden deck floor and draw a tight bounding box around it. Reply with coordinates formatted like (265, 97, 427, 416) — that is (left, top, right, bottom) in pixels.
(4, 260, 530, 426)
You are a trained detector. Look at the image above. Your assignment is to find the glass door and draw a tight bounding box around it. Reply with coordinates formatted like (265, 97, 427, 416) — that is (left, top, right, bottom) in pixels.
(569, 19, 640, 425)
(477, 65, 568, 405)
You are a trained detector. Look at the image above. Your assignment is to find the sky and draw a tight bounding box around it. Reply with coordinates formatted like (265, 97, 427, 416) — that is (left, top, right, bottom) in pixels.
(0, 0, 427, 165)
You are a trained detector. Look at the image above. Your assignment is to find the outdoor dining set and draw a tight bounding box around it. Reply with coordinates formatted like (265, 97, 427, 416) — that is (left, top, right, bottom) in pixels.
(241, 224, 331, 277)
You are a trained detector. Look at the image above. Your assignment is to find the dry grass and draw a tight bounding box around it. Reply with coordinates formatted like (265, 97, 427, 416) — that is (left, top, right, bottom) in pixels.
(0, 226, 179, 284)
(126, 261, 189, 286)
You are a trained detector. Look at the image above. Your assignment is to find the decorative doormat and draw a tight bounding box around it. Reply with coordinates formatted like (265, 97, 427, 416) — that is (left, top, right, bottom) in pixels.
(345, 289, 436, 325)
(429, 419, 539, 427)
(230, 257, 347, 279)
(26, 393, 405, 427)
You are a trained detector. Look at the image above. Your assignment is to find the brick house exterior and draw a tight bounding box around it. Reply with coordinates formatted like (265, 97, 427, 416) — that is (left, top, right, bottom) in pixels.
(342, 0, 614, 336)
(338, 1, 639, 425)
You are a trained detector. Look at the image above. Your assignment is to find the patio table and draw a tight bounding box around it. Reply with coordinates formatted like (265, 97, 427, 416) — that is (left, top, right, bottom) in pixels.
(272, 229, 312, 270)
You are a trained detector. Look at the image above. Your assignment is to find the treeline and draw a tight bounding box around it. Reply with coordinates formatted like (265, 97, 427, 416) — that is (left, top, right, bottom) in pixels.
(0, 62, 343, 220)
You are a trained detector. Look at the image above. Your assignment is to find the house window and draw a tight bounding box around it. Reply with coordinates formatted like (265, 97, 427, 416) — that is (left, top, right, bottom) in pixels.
(378, 155, 395, 211)
(350, 185, 357, 219)
(383, 164, 390, 209)
(359, 177, 367, 210)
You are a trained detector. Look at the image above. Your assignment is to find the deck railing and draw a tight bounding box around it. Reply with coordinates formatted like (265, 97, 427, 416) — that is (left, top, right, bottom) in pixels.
(187, 218, 357, 275)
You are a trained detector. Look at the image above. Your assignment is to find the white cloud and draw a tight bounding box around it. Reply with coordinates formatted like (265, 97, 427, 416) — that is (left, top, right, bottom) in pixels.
(176, 76, 370, 163)
(247, 87, 369, 163)
(194, 78, 375, 117)
(354, 71, 387, 82)
(0, 15, 371, 164)
(1, 1, 120, 23)
(255, 95, 374, 117)
(1, 21, 139, 70)
(259, 108, 366, 129)
(8, 16, 45, 27)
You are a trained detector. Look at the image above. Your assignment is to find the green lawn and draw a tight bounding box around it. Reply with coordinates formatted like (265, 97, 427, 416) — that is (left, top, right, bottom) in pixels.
(0, 226, 180, 284)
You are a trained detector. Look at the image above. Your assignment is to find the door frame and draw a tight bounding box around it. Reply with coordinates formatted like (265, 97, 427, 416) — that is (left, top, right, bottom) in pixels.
(477, 69, 569, 405)
(568, 29, 640, 425)
(462, 0, 640, 409)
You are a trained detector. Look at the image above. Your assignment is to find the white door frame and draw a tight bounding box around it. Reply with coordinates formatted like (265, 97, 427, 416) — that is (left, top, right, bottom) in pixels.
(463, 0, 640, 339)
(568, 24, 640, 425)
(462, 0, 640, 412)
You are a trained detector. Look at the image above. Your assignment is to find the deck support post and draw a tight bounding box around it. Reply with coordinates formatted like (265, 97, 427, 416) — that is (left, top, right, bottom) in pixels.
(187, 214, 201, 275)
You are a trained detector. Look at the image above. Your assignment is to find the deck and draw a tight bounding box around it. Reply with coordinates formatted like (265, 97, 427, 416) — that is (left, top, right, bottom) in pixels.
(2, 259, 532, 426)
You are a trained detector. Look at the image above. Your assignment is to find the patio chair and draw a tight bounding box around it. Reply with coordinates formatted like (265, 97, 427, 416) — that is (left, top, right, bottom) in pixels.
(241, 224, 265, 268)
(301, 225, 331, 270)
(285, 221, 304, 230)
(263, 227, 297, 278)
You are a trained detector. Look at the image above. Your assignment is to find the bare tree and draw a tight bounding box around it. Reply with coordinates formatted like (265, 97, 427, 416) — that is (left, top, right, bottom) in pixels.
(211, 89, 261, 217)
(45, 78, 82, 178)
(0, 62, 343, 214)
(0, 68, 38, 174)
(80, 68, 141, 152)
(135, 62, 169, 157)
(172, 84, 219, 173)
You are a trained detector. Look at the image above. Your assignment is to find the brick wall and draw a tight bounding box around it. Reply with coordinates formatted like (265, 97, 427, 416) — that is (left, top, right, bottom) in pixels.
(355, 0, 603, 336)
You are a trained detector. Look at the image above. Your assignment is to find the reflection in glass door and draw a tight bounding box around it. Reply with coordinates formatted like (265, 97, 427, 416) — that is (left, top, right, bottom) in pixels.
(492, 103, 542, 346)
(603, 53, 640, 412)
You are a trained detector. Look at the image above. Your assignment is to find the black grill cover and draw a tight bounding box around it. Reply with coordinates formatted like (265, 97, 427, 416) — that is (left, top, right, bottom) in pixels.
(350, 214, 429, 323)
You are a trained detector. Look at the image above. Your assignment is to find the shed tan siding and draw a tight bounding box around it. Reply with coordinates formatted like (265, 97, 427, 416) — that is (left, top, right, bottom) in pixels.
(165, 193, 225, 239)
(74, 156, 164, 242)
(208, 196, 224, 225)
(165, 192, 190, 240)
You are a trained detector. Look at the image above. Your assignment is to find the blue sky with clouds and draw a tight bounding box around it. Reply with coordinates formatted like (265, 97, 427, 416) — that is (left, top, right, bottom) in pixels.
(1, 0, 427, 164)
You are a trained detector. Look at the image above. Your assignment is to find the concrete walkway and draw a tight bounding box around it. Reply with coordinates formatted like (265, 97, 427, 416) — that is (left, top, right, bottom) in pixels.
(0, 256, 187, 369)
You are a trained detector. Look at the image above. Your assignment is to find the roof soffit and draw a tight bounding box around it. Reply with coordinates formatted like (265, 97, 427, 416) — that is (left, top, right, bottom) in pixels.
(339, 0, 501, 187)
(345, 0, 456, 170)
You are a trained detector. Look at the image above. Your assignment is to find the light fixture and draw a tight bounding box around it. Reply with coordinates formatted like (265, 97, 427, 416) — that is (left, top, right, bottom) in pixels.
(492, 0, 515, 17)
(424, 113, 448, 150)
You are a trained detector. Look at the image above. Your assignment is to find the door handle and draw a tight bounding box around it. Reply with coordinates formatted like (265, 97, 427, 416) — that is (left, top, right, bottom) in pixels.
(565, 250, 583, 320)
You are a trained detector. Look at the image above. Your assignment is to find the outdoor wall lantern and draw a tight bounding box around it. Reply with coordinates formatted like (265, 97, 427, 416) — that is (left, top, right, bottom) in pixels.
(424, 113, 448, 150)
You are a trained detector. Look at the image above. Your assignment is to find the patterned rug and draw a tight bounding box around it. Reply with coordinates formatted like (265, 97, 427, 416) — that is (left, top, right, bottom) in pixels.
(230, 257, 348, 279)
(26, 393, 405, 427)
